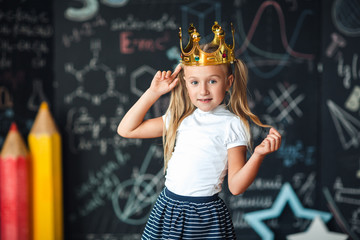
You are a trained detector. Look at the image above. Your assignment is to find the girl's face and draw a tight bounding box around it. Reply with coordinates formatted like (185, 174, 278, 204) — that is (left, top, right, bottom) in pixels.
(183, 64, 233, 112)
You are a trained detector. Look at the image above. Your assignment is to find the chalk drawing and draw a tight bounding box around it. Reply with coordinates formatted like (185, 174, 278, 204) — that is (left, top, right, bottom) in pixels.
(112, 144, 164, 225)
(244, 182, 332, 240)
(350, 208, 360, 235)
(234, 1, 315, 78)
(130, 65, 157, 97)
(327, 99, 360, 150)
(334, 177, 360, 206)
(27, 79, 49, 111)
(266, 82, 305, 124)
(181, 0, 221, 41)
(337, 52, 359, 89)
(65, 0, 99, 22)
(0, 86, 13, 109)
(65, 0, 130, 22)
(276, 140, 315, 167)
(64, 39, 128, 105)
(325, 33, 347, 58)
(332, 0, 360, 37)
(345, 85, 360, 112)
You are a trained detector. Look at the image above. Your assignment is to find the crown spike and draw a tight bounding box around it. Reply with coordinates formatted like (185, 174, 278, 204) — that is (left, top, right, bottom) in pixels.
(179, 22, 235, 66)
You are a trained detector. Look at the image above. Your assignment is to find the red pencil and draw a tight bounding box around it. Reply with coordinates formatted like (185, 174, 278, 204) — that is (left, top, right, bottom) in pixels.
(0, 123, 30, 240)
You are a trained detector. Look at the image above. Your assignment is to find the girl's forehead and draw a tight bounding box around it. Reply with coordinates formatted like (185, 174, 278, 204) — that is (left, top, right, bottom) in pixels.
(183, 65, 228, 77)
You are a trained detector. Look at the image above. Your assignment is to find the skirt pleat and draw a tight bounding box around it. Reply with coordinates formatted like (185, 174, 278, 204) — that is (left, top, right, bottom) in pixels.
(141, 188, 236, 240)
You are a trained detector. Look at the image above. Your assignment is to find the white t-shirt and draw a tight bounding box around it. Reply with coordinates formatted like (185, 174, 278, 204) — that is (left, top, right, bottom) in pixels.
(163, 104, 248, 197)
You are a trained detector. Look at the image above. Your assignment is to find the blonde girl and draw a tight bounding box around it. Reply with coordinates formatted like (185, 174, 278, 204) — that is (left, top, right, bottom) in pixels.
(118, 23, 281, 239)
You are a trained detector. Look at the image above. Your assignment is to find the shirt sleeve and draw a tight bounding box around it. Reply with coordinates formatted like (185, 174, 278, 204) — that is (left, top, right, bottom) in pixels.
(225, 117, 249, 149)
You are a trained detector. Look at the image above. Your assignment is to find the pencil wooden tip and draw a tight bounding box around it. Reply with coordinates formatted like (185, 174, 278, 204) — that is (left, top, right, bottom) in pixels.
(40, 101, 49, 110)
(10, 122, 18, 131)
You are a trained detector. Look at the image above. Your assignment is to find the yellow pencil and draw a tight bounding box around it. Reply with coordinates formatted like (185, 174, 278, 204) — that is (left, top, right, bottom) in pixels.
(28, 102, 63, 240)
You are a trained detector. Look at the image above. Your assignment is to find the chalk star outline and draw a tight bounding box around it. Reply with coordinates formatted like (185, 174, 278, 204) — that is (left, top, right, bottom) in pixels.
(244, 182, 332, 240)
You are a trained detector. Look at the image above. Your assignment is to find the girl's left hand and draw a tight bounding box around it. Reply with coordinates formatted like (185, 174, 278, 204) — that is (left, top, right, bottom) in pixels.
(254, 128, 282, 157)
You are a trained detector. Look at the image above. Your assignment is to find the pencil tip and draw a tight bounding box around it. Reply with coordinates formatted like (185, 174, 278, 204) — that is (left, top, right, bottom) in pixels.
(40, 101, 49, 110)
(10, 122, 18, 131)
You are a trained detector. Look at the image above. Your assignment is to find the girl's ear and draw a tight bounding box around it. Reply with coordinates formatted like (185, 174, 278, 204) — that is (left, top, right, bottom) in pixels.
(226, 74, 234, 91)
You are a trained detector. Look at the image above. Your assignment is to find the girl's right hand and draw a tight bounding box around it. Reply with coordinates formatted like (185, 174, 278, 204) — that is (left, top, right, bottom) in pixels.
(149, 64, 182, 96)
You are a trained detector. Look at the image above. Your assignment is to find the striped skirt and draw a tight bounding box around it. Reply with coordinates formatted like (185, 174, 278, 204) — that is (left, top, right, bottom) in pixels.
(141, 188, 236, 240)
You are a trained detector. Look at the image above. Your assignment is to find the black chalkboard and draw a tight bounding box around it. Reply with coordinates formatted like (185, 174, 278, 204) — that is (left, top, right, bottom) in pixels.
(320, 0, 360, 239)
(0, 0, 54, 144)
(1, 0, 359, 239)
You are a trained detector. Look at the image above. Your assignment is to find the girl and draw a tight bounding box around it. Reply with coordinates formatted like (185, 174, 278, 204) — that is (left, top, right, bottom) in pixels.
(118, 22, 281, 239)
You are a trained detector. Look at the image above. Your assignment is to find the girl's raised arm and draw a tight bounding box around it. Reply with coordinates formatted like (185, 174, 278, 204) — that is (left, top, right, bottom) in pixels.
(117, 65, 181, 139)
(227, 128, 282, 195)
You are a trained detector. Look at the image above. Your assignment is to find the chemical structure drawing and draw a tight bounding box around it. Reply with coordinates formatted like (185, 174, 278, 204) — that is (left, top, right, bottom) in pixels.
(64, 39, 128, 106)
(130, 65, 157, 97)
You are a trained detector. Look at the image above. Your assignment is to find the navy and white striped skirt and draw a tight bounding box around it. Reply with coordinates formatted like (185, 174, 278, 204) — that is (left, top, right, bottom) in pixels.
(141, 188, 236, 239)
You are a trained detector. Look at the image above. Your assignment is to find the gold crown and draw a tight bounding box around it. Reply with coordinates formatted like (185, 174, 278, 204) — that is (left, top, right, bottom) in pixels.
(179, 21, 235, 66)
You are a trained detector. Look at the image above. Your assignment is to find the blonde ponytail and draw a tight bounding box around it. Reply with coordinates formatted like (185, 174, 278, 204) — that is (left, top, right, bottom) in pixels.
(227, 59, 271, 150)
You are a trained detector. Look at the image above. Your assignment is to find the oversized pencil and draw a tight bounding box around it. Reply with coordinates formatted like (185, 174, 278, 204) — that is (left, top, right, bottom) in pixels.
(0, 123, 30, 240)
(28, 102, 63, 240)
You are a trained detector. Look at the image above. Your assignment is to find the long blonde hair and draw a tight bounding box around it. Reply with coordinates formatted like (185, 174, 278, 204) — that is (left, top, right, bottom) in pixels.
(163, 53, 269, 171)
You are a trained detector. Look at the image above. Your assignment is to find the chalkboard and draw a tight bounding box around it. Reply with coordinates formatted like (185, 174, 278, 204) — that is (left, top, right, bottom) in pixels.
(0, 0, 54, 145)
(320, 0, 360, 239)
(0, 0, 355, 239)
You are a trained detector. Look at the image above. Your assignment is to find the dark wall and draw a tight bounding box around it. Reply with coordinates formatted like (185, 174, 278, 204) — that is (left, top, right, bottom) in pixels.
(0, 0, 54, 142)
(1, 0, 359, 239)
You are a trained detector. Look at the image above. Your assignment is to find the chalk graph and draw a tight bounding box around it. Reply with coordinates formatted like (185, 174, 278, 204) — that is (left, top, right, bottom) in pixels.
(234, 1, 315, 78)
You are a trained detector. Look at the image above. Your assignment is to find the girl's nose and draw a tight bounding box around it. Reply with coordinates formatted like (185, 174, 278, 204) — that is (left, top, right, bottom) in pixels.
(200, 83, 209, 95)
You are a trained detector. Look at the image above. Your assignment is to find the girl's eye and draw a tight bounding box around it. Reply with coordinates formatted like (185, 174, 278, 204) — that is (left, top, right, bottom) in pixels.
(191, 81, 198, 85)
(209, 80, 217, 84)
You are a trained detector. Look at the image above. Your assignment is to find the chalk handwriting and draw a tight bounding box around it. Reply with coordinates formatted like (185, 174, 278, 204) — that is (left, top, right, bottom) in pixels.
(247, 175, 283, 191)
(110, 14, 177, 32)
(337, 52, 359, 89)
(69, 148, 130, 222)
(119, 31, 170, 54)
(229, 195, 273, 209)
(0, 8, 53, 69)
(62, 15, 107, 48)
(66, 106, 142, 155)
